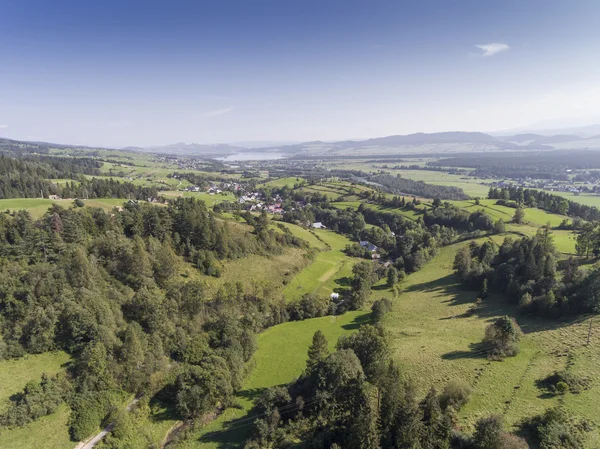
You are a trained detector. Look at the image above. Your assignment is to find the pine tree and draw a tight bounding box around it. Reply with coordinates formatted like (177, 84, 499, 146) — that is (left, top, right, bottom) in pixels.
(306, 330, 329, 372)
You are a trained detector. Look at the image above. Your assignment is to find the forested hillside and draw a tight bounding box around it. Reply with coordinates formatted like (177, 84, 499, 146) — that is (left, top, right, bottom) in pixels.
(0, 155, 159, 200)
(0, 198, 309, 443)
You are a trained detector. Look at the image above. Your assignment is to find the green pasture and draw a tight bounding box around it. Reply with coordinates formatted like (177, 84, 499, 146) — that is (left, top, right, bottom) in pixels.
(174, 310, 370, 449)
(381, 240, 600, 444)
(282, 229, 359, 302)
(0, 351, 71, 449)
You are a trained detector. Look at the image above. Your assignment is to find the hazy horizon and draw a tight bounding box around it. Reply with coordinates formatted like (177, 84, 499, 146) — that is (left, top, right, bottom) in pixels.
(2, 0, 600, 147)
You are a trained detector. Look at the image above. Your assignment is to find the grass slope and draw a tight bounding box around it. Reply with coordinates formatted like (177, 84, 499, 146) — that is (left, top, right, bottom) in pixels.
(0, 351, 71, 449)
(383, 240, 600, 444)
(174, 311, 370, 449)
(283, 229, 359, 302)
(0, 198, 128, 218)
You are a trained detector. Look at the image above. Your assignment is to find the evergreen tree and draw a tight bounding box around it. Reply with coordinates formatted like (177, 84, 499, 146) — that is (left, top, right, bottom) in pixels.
(306, 330, 329, 372)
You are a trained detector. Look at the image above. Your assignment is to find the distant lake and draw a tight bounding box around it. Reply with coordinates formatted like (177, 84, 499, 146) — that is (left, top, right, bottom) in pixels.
(217, 152, 286, 162)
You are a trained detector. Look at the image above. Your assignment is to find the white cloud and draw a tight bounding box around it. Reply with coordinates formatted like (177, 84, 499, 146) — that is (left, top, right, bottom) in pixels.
(0, 124, 8, 129)
(202, 106, 234, 118)
(475, 43, 510, 57)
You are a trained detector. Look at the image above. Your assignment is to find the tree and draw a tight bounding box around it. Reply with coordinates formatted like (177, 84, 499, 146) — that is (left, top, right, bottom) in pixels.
(473, 415, 505, 449)
(513, 207, 525, 224)
(306, 330, 329, 372)
(480, 278, 489, 299)
(483, 316, 522, 358)
(453, 246, 472, 281)
(387, 267, 399, 287)
(371, 298, 391, 323)
(175, 357, 233, 418)
(337, 325, 389, 382)
(493, 219, 506, 234)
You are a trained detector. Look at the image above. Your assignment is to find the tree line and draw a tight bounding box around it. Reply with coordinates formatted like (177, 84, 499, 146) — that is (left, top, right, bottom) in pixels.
(453, 229, 600, 318)
(368, 174, 469, 200)
(0, 154, 160, 200)
(488, 186, 600, 221)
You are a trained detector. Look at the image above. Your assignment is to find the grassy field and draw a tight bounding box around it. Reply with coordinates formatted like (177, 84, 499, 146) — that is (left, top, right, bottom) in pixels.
(553, 191, 600, 208)
(273, 222, 328, 250)
(452, 199, 571, 228)
(0, 351, 72, 449)
(174, 310, 370, 449)
(283, 229, 359, 302)
(0, 197, 129, 218)
(261, 177, 304, 188)
(381, 240, 600, 444)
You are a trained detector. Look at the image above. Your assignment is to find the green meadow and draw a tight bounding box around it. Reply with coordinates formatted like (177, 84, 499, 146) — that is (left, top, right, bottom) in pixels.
(0, 351, 71, 449)
(283, 229, 359, 302)
(379, 240, 600, 445)
(0, 197, 129, 218)
(174, 310, 370, 449)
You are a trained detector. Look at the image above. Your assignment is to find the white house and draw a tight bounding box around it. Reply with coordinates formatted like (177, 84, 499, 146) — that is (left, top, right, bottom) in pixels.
(312, 222, 326, 229)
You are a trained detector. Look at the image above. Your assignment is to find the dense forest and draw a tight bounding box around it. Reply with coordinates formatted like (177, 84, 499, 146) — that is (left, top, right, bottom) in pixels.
(0, 198, 312, 444)
(428, 150, 600, 180)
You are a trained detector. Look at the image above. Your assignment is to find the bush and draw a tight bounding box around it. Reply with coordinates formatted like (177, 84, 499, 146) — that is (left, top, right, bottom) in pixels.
(483, 316, 522, 359)
(74, 198, 85, 207)
(371, 298, 392, 322)
(440, 380, 472, 411)
(0, 374, 67, 428)
(537, 370, 591, 395)
(522, 407, 593, 449)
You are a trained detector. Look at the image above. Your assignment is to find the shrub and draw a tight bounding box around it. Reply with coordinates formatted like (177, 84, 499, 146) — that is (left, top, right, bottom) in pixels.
(440, 380, 472, 411)
(483, 316, 522, 359)
(371, 298, 392, 322)
(522, 407, 593, 449)
(0, 374, 67, 428)
(537, 370, 591, 395)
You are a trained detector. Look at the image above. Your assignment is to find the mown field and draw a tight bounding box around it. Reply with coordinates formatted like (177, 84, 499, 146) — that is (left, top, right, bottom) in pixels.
(282, 228, 360, 302)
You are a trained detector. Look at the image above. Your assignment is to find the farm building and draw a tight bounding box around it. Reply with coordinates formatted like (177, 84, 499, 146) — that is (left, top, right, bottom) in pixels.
(359, 240, 378, 252)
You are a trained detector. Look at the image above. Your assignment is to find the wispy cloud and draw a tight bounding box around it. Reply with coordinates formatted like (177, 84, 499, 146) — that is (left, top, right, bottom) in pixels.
(475, 43, 510, 57)
(0, 124, 8, 129)
(202, 106, 234, 118)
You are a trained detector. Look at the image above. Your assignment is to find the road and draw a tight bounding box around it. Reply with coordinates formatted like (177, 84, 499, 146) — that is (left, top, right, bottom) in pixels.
(74, 397, 140, 449)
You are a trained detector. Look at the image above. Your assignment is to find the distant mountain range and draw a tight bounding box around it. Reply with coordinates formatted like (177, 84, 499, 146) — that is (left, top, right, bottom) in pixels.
(3, 127, 600, 158)
(244, 130, 600, 156)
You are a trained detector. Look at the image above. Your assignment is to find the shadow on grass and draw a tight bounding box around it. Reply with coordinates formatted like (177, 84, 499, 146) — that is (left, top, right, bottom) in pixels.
(198, 387, 272, 448)
(341, 312, 372, 330)
(334, 276, 352, 287)
(441, 342, 490, 360)
(405, 270, 581, 335)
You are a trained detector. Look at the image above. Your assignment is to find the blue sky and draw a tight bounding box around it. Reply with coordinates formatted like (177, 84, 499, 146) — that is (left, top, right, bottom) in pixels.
(1, 0, 600, 147)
